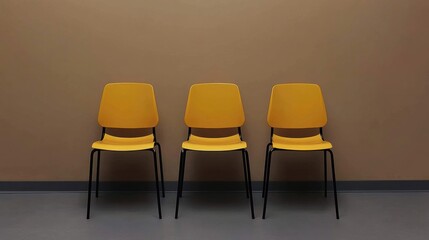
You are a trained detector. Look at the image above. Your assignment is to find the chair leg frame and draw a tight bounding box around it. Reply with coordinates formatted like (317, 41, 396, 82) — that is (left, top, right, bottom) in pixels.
(86, 149, 98, 219)
(175, 149, 255, 219)
(327, 149, 340, 219)
(95, 151, 101, 198)
(262, 148, 274, 219)
(244, 150, 255, 219)
(86, 148, 163, 219)
(262, 148, 340, 219)
(175, 150, 186, 218)
(179, 150, 186, 198)
(324, 150, 327, 198)
(155, 142, 166, 198)
(242, 151, 249, 198)
(262, 143, 272, 198)
(151, 149, 162, 219)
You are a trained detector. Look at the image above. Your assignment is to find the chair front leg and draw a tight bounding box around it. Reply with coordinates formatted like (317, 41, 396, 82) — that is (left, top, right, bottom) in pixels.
(262, 148, 274, 219)
(95, 151, 101, 198)
(86, 149, 98, 219)
(175, 150, 185, 219)
(241, 150, 249, 198)
(179, 150, 187, 198)
(262, 143, 272, 198)
(151, 149, 162, 219)
(155, 142, 165, 198)
(327, 149, 339, 219)
(324, 150, 327, 198)
(244, 150, 255, 219)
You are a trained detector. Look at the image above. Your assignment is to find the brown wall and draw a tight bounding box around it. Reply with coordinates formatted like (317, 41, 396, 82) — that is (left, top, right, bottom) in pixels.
(1, 0, 429, 181)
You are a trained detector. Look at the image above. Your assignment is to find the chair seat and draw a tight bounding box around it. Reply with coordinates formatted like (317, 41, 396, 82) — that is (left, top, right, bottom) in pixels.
(92, 133, 155, 151)
(272, 134, 332, 151)
(182, 134, 247, 151)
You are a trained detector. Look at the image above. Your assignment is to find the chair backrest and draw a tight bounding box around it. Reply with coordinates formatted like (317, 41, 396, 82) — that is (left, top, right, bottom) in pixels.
(98, 83, 159, 128)
(184, 83, 245, 128)
(267, 83, 327, 129)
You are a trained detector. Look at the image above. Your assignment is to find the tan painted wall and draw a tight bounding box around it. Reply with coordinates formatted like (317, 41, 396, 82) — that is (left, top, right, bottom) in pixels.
(1, 0, 428, 181)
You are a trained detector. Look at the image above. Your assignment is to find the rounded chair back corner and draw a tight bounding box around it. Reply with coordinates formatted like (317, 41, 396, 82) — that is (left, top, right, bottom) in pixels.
(98, 82, 159, 129)
(184, 83, 245, 128)
(267, 83, 327, 129)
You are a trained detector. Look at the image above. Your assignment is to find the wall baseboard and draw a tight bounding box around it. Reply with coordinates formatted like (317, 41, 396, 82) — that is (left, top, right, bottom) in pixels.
(1, 181, 429, 192)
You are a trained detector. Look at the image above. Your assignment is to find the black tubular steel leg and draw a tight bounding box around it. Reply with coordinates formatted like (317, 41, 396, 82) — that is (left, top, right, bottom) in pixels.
(324, 150, 327, 198)
(242, 150, 249, 198)
(175, 150, 185, 219)
(179, 150, 187, 198)
(178, 155, 183, 198)
(262, 143, 271, 198)
(86, 149, 97, 219)
(244, 150, 255, 219)
(152, 150, 162, 219)
(95, 151, 101, 198)
(328, 149, 340, 219)
(155, 143, 165, 198)
(178, 152, 184, 198)
(262, 149, 274, 219)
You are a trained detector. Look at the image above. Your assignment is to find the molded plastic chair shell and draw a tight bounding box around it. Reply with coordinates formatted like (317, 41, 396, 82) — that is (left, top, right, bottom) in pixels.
(98, 83, 159, 129)
(267, 83, 327, 129)
(184, 83, 245, 129)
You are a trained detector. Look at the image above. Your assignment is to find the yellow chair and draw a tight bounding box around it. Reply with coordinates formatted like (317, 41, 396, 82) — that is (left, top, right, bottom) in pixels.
(86, 83, 164, 219)
(174, 83, 255, 219)
(262, 83, 339, 219)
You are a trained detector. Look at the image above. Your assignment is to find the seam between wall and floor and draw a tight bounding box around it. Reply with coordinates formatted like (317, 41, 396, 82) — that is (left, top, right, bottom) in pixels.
(1, 181, 429, 192)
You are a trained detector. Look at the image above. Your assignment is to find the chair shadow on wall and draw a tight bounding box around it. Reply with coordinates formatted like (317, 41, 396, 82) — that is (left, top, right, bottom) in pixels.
(86, 158, 159, 218)
(264, 150, 336, 217)
(88, 128, 160, 216)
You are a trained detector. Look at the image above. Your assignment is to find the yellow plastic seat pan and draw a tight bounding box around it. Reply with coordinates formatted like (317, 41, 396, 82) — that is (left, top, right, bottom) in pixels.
(92, 133, 155, 151)
(272, 134, 332, 151)
(182, 134, 247, 151)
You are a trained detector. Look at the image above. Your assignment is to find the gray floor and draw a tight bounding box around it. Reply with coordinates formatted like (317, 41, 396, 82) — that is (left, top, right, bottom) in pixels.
(0, 191, 428, 240)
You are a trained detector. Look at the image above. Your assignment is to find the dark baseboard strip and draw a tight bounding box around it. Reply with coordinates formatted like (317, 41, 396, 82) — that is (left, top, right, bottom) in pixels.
(1, 181, 429, 192)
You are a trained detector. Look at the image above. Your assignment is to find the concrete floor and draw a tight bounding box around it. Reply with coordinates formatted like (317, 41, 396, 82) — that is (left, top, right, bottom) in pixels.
(0, 191, 428, 240)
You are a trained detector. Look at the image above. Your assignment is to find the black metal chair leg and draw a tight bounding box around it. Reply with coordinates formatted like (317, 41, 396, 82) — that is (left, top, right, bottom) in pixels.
(152, 150, 162, 219)
(95, 151, 101, 198)
(244, 150, 255, 219)
(262, 149, 274, 219)
(86, 149, 97, 219)
(175, 150, 185, 219)
(262, 143, 271, 198)
(179, 150, 187, 198)
(328, 149, 340, 219)
(242, 150, 249, 198)
(324, 150, 327, 198)
(155, 143, 165, 198)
